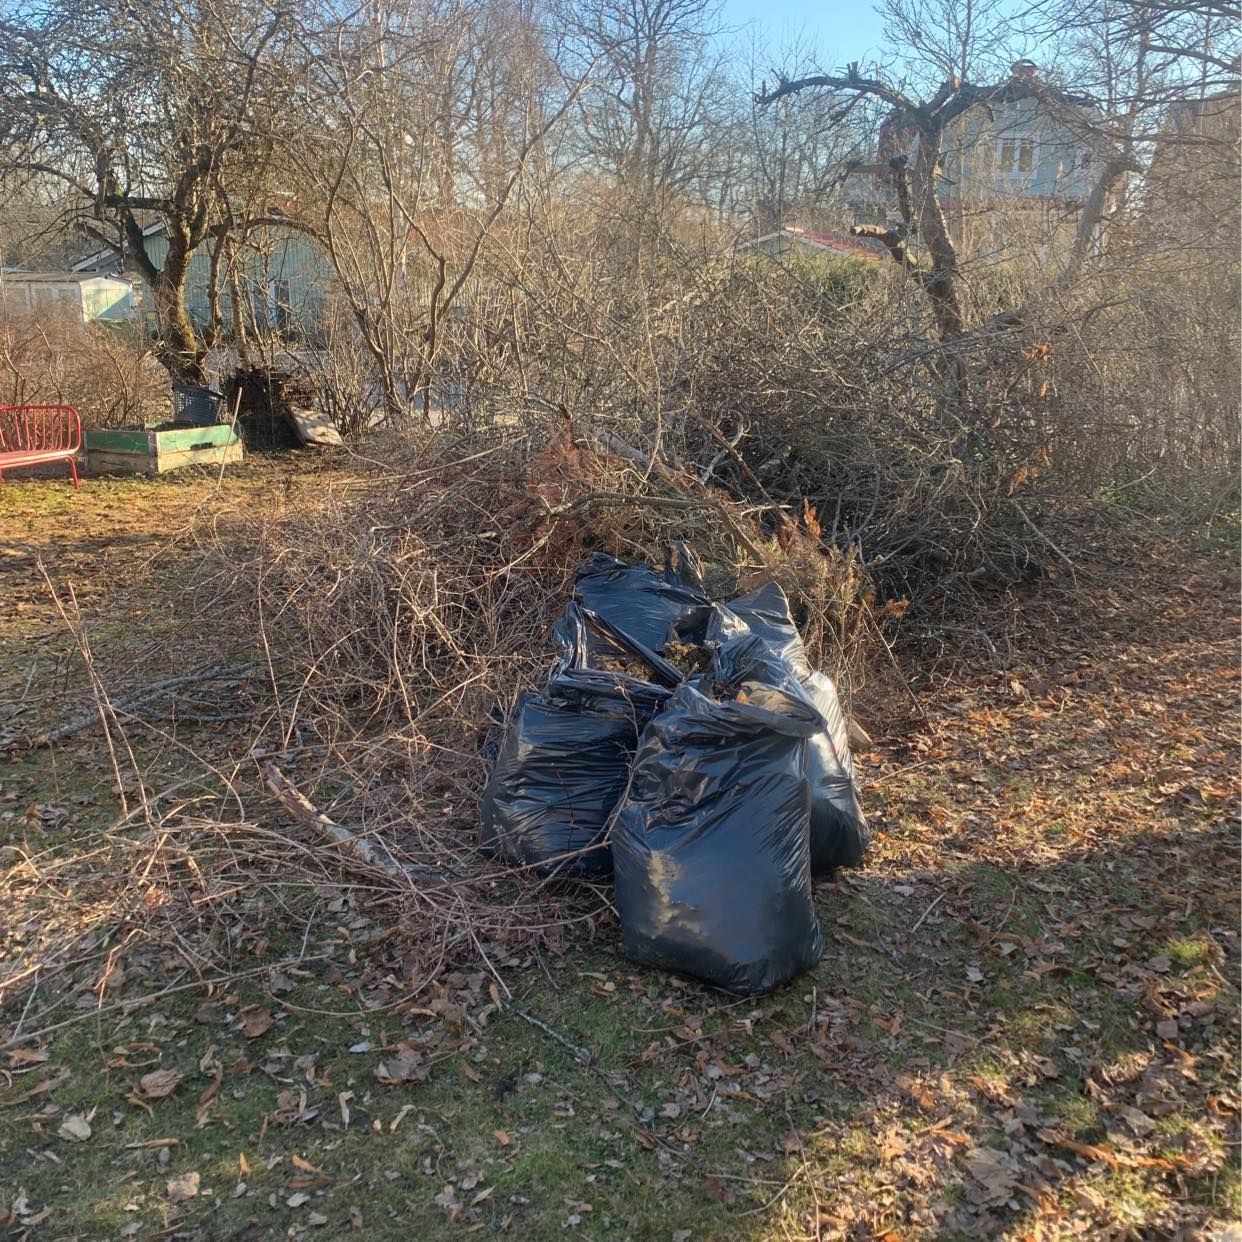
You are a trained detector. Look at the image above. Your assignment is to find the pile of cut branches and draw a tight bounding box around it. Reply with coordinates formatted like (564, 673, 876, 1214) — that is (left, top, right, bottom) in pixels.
(190, 422, 874, 987)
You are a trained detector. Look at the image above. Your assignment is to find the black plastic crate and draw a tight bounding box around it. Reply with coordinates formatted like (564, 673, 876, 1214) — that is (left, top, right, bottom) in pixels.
(171, 383, 225, 426)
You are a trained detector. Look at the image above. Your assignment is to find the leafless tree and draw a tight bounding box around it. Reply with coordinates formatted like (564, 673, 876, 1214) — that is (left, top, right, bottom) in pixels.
(281, 0, 590, 423)
(728, 35, 875, 234)
(0, 0, 295, 381)
(561, 0, 731, 209)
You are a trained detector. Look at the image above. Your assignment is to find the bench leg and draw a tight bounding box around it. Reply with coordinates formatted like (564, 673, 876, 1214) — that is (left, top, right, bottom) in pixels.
(67, 456, 80, 490)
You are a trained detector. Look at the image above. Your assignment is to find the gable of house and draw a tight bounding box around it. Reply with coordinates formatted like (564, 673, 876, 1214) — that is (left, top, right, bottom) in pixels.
(848, 63, 1103, 219)
(941, 94, 1101, 203)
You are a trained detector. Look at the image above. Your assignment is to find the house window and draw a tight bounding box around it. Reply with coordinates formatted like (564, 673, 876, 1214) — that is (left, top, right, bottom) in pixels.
(997, 137, 1035, 176)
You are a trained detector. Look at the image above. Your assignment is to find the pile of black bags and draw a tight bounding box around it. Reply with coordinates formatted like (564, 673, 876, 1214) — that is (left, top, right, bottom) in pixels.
(480, 544, 869, 996)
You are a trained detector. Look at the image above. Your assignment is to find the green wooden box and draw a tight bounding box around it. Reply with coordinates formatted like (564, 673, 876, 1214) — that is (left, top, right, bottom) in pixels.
(85, 424, 243, 475)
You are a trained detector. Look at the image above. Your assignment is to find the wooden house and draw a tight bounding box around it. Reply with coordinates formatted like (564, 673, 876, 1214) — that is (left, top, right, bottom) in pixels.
(72, 216, 334, 344)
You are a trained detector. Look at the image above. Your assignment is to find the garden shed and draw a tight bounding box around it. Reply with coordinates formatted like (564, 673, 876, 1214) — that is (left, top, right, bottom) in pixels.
(0, 270, 136, 325)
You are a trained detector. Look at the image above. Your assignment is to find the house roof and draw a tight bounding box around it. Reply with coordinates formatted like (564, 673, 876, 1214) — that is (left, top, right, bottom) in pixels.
(71, 221, 165, 272)
(984, 77, 1096, 110)
(70, 201, 319, 274)
(737, 226, 886, 262)
(1, 269, 133, 284)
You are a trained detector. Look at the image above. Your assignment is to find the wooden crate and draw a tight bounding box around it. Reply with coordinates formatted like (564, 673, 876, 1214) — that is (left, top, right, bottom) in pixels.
(85, 424, 243, 475)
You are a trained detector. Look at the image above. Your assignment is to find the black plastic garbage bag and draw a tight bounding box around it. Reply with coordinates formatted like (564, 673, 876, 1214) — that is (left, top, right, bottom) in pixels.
(611, 635, 824, 995)
(711, 582, 868, 873)
(480, 606, 671, 876)
(708, 580, 811, 677)
(558, 542, 713, 659)
(801, 672, 869, 872)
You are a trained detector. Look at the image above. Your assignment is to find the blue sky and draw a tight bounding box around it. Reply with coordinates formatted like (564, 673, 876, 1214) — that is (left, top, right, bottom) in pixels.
(716, 0, 889, 67)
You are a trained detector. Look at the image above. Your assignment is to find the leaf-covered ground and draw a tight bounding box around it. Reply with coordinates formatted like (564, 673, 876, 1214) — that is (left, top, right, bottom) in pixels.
(1, 464, 1237, 1240)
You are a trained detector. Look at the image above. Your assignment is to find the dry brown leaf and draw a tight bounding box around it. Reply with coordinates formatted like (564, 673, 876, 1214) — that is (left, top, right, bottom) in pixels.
(6, 1048, 48, 1067)
(236, 1005, 274, 1039)
(197, 1068, 222, 1111)
(6, 1069, 70, 1106)
(57, 1113, 91, 1142)
(139, 1069, 183, 1099)
(963, 1145, 1017, 1206)
(1115, 1105, 1156, 1137)
(374, 1047, 427, 1085)
(165, 1171, 200, 1202)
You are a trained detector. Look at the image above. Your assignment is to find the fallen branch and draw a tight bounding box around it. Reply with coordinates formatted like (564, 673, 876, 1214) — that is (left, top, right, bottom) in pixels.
(24, 662, 258, 749)
(588, 429, 769, 562)
(910, 891, 948, 933)
(477, 485, 768, 564)
(592, 428, 678, 483)
(263, 763, 415, 887)
(1008, 501, 1079, 585)
(509, 1004, 592, 1065)
(549, 491, 767, 563)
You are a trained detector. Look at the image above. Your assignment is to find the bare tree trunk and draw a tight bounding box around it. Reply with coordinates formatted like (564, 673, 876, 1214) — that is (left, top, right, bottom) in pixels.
(153, 246, 207, 385)
(908, 125, 965, 342)
(204, 226, 227, 350)
(226, 235, 253, 366)
(114, 211, 205, 383)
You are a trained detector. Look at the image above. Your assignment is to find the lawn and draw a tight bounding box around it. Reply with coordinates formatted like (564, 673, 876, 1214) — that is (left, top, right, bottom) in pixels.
(1, 458, 1237, 1240)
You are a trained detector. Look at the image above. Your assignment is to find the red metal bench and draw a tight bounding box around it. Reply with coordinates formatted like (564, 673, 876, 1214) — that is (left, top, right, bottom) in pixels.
(0, 405, 82, 489)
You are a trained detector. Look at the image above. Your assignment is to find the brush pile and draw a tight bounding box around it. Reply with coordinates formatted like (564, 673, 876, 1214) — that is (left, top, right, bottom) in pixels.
(201, 424, 874, 992)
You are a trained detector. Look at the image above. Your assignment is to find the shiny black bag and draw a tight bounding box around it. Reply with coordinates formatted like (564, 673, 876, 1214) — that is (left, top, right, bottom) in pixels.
(480, 605, 671, 876)
(611, 636, 824, 995)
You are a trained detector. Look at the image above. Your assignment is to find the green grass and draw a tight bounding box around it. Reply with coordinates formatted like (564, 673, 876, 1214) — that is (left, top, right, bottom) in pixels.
(1047, 1092, 1104, 1140)
(5, 936, 876, 1239)
(1165, 934, 1216, 971)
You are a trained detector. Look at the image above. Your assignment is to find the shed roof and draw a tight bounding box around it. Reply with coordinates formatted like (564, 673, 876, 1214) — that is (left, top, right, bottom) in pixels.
(737, 226, 886, 262)
(2, 270, 133, 284)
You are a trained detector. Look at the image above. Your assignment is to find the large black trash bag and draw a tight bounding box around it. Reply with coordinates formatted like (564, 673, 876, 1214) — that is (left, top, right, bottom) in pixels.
(558, 541, 713, 658)
(708, 580, 811, 676)
(711, 582, 868, 873)
(801, 672, 869, 872)
(611, 635, 824, 995)
(480, 606, 671, 876)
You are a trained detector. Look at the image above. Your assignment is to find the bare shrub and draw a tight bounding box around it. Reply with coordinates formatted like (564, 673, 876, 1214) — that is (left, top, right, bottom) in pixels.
(0, 308, 170, 427)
